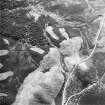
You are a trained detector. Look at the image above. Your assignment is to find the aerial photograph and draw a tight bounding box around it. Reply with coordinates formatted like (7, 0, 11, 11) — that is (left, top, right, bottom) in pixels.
(0, 0, 105, 105)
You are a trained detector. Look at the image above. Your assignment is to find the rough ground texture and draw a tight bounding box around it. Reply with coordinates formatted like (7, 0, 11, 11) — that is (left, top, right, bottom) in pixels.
(1, 0, 105, 105)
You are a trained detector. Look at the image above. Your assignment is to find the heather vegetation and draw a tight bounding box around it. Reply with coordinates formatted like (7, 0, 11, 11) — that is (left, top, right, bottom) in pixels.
(1, 0, 105, 105)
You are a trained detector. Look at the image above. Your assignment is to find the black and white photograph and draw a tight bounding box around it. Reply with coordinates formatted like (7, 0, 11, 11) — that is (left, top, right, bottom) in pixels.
(0, 0, 105, 105)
